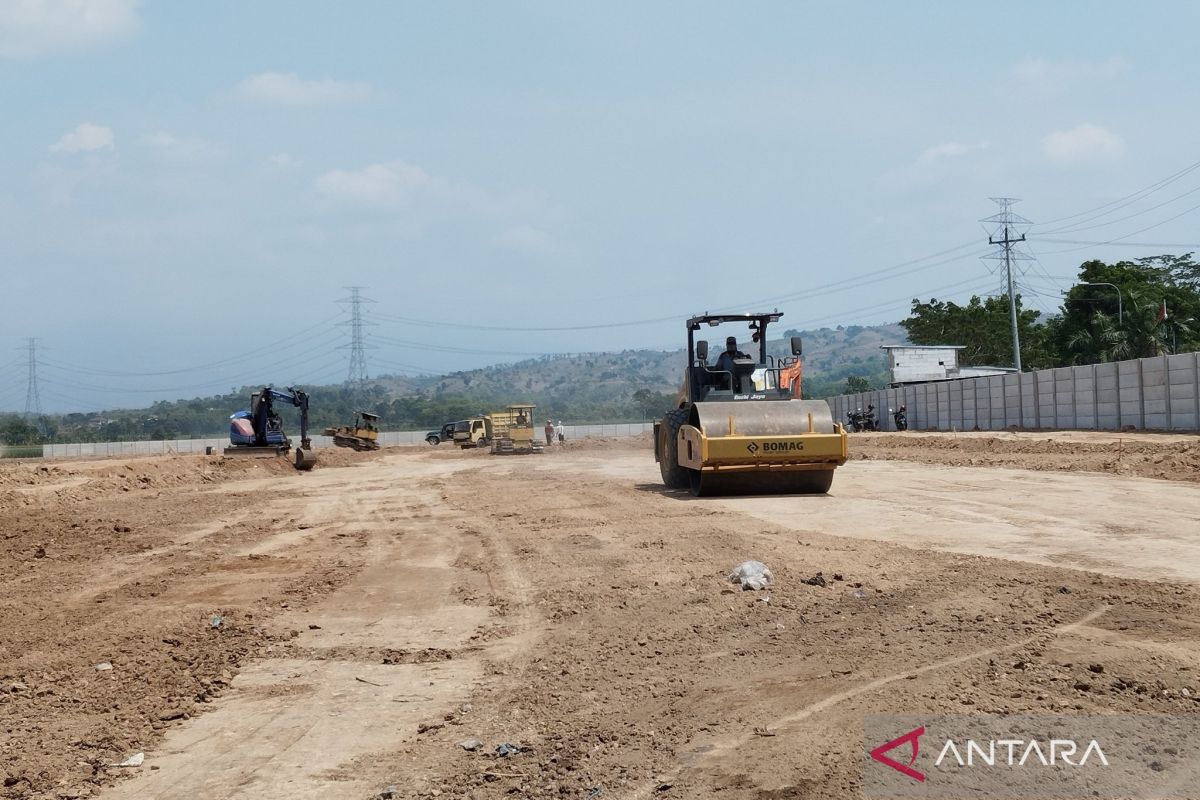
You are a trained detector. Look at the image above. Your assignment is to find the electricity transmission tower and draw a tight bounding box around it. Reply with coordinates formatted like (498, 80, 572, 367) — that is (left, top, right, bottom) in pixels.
(981, 198, 1033, 371)
(338, 286, 376, 394)
(23, 338, 43, 419)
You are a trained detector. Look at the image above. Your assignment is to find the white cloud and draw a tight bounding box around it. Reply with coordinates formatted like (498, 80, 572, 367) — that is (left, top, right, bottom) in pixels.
(138, 131, 223, 161)
(315, 159, 501, 217)
(0, 0, 139, 58)
(916, 140, 990, 166)
(316, 160, 434, 205)
(49, 122, 114, 153)
(233, 72, 373, 106)
(315, 160, 556, 241)
(1042, 123, 1125, 163)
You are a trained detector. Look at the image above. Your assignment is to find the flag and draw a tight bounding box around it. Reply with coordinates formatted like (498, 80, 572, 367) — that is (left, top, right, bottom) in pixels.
(1156, 299, 1168, 323)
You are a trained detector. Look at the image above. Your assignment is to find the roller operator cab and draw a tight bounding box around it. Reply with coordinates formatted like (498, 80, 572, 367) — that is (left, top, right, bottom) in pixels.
(653, 312, 848, 496)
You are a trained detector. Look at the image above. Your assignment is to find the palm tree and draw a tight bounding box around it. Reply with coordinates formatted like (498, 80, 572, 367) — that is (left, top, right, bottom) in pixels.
(1066, 290, 1192, 363)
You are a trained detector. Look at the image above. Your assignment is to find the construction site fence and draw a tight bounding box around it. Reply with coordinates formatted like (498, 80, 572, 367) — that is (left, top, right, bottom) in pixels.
(37, 422, 656, 460)
(827, 352, 1200, 433)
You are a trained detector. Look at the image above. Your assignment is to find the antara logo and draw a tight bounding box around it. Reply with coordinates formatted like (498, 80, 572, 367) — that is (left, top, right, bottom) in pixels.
(869, 725, 1110, 784)
(870, 726, 926, 782)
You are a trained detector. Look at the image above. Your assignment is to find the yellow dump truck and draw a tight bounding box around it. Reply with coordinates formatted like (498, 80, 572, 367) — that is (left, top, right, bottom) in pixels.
(482, 404, 543, 454)
(654, 312, 848, 496)
(452, 417, 488, 448)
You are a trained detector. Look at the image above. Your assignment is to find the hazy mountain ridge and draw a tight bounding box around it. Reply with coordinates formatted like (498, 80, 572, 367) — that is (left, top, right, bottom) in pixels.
(372, 323, 905, 404)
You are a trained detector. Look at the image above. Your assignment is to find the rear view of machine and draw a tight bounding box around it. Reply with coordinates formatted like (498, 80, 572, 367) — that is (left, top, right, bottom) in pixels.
(482, 404, 543, 454)
(654, 312, 847, 496)
(226, 386, 317, 470)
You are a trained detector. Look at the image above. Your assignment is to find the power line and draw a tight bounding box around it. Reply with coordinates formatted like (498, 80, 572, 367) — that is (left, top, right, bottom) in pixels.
(38, 313, 345, 378)
(370, 239, 988, 333)
(338, 286, 375, 387)
(1033, 238, 1200, 248)
(1033, 157, 1200, 228)
(1039, 181, 1200, 235)
(1033, 198, 1200, 256)
(982, 198, 1032, 372)
(23, 338, 43, 420)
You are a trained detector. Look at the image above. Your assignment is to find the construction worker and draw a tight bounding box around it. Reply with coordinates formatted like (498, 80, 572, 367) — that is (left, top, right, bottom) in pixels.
(715, 336, 749, 373)
(715, 336, 751, 390)
(555, 420, 564, 442)
(544, 419, 555, 446)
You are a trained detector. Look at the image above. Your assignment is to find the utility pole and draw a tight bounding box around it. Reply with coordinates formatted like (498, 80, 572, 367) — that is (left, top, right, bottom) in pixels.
(338, 287, 376, 399)
(23, 338, 43, 419)
(982, 199, 1032, 372)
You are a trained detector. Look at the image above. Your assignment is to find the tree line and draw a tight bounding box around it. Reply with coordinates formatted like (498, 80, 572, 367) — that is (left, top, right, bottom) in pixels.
(898, 255, 1198, 374)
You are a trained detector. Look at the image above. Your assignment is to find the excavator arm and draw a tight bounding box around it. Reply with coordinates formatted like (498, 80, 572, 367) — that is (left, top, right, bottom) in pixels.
(261, 387, 311, 450)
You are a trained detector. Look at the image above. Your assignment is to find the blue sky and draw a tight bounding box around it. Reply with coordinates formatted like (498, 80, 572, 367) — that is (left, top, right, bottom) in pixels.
(3, 1, 1200, 411)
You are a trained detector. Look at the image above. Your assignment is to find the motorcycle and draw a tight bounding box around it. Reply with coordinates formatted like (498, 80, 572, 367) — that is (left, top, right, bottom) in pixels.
(847, 406, 879, 432)
(892, 405, 908, 431)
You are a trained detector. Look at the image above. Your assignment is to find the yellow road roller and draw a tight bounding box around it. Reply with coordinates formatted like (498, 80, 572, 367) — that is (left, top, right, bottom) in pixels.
(654, 312, 848, 496)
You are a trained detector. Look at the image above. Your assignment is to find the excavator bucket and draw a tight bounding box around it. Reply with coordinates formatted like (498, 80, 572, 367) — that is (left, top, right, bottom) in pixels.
(294, 448, 318, 471)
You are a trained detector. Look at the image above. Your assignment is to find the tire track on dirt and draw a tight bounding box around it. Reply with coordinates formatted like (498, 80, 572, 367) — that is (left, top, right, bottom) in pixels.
(631, 604, 1112, 798)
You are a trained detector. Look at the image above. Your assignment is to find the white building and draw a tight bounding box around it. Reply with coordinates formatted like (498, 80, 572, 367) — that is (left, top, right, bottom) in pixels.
(881, 345, 1015, 387)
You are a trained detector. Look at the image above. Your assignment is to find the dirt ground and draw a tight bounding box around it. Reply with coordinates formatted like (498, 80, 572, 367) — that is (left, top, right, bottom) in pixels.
(2, 432, 1198, 799)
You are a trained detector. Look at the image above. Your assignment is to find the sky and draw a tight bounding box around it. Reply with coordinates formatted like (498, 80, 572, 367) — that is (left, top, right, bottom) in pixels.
(3, 0, 1200, 412)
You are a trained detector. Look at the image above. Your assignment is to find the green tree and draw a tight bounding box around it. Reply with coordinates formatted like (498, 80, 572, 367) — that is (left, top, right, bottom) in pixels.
(1050, 255, 1200, 364)
(0, 416, 38, 445)
(844, 375, 871, 394)
(1063, 290, 1192, 363)
(899, 294, 1051, 369)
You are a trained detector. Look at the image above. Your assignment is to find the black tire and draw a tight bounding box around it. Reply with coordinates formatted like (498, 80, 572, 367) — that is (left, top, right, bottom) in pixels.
(658, 409, 691, 490)
(425, 435, 439, 446)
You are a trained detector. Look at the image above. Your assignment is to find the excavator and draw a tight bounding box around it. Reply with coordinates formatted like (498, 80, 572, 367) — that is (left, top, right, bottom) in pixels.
(225, 386, 317, 471)
(654, 312, 848, 496)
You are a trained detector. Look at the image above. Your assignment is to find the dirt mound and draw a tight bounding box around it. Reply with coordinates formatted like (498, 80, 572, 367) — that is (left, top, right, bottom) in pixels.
(851, 431, 1200, 483)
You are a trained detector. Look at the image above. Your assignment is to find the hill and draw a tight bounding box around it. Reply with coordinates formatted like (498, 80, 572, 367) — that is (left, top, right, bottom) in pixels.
(372, 322, 904, 423)
(3, 324, 903, 444)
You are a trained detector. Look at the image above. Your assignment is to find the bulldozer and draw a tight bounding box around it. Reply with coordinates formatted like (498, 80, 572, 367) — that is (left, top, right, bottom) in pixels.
(481, 404, 543, 454)
(225, 386, 318, 471)
(324, 411, 380, 451)
(654, 312, 847, 496)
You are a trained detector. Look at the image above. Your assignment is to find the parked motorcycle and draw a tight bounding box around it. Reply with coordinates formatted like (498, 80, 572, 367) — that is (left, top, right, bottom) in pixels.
(847, 405, 879, 432)
(892, 405, 908, 431)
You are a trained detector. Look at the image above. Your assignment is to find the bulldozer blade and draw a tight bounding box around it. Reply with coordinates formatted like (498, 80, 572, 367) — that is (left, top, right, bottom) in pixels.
(294, 448, 317, 471)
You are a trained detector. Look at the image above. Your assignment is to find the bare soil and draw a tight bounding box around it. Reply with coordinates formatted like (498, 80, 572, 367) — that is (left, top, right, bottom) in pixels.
(851, 429, 1200, 483)
(0, 432, 1196, 799)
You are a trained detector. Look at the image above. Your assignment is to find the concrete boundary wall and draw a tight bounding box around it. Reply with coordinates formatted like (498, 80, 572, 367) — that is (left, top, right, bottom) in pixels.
(827, 352, 1200, 433)
(40, 422, 655, 459)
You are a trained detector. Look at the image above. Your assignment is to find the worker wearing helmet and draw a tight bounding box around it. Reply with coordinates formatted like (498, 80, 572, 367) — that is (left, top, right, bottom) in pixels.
(714, 336, 751, 390)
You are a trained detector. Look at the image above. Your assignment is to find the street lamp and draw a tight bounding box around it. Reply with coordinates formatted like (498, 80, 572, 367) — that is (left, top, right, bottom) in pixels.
(1066, 282, 1123, 323)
